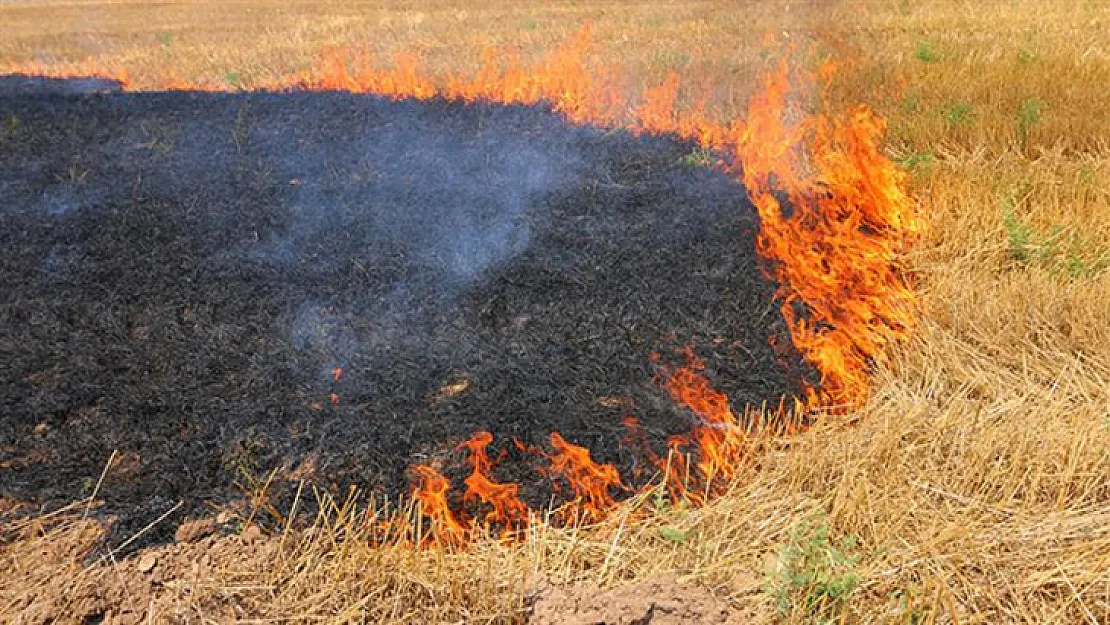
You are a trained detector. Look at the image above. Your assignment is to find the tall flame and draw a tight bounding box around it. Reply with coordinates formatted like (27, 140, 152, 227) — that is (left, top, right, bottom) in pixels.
(8, 28, 919, 542)
(732, 64, 921, 408)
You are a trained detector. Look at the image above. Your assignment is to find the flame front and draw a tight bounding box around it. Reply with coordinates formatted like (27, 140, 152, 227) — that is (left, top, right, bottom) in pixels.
(733, 65, 921, 408)
(10, 28, 919, 543)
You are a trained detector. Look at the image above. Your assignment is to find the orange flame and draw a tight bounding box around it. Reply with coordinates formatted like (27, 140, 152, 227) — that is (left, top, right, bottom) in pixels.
(9, 27, 919, 541)
(731, 64, 921, 408)
(547, 432, 625, 524)
(410, 465, 466, 546)
(459, 432, 529, 530)
(658, 347, 750, 497)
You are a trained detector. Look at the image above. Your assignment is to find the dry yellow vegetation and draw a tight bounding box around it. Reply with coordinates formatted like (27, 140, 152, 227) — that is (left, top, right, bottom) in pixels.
(2, 1, 1108, 623)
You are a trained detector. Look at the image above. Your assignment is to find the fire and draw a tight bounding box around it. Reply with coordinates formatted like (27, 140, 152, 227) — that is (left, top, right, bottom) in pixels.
(9, 28, 919, 542)
(410, 465, 466, 546)
(732, 64, 921, 409)
(459, 432, 529, 530)
(658, 348, 748, 494)
(546, 432, 625, 524)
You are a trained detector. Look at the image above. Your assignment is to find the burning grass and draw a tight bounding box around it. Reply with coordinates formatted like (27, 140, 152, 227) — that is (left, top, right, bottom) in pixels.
(2, 0, 1110, 623)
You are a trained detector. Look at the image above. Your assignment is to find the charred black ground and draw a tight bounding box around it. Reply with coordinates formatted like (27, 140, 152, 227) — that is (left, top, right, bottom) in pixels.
(0, 76, 813, 544)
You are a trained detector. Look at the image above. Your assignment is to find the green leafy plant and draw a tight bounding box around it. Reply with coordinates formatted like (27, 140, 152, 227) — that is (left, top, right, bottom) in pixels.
(1002, 196, 1110, 278)
(766, 518, 861, 622)
(650, 487, 692, 542)
(678, 147, 714, 168)
(942, 101, 974, 127)
(157, 31, 173, 47)
(1002, 198, 1036, 263)
(898, 150, 936, 174)
(1017, 47, 1037, 64)
(915, 41, 940, 63)
(658, 526, 689, 542)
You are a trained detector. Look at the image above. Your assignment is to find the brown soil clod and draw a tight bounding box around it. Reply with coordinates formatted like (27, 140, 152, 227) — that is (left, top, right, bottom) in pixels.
(527, 574, 751, 625)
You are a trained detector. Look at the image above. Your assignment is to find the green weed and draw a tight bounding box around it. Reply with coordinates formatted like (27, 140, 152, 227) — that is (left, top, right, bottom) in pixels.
(915, 41, 940, 63)
(157, 31, 173, 47)
(942, 101, 974, 127)
(654, 48, 691, 69)
(900, 90, 922, 114)
(898, 150, 936, 175)
(1079, 165, 1095, 187)
(224, 70, 245, 90)
(889, 586, 928, 624)
(678, 147, 714, 168)
(1002, 195, 1110, 278)
(658, 526, 689, 542)
(766, 518, 861, 622)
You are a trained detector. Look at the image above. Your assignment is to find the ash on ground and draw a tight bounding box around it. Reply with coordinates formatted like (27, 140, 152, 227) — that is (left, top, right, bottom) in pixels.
(0, 77, 812, 546)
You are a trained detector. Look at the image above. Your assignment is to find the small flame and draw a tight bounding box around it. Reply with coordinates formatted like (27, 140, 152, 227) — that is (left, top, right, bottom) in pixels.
(459, 432, 528, 530)
(657, 347, 749, 496)
(547, 432, 625, 524)
(410, 465, 467, 546)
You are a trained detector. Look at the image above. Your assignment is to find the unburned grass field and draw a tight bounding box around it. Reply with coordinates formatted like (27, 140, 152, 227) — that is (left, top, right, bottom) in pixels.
(1, 1, 1109, 623)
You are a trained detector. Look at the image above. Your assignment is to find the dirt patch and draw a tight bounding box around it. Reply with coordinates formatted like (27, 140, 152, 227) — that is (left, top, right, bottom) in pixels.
(527, 574, 757, 624)
(1, 515, 277, 624)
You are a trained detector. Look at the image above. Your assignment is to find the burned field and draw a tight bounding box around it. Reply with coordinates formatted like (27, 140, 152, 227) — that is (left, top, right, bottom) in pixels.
(0, 76, 812, 540)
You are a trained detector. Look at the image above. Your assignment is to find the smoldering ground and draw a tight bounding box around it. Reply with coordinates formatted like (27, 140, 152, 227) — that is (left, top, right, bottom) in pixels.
(0, 76, 812, 545)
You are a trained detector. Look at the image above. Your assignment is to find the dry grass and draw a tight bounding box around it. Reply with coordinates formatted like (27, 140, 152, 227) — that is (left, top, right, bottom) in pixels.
(2, 0, 1109, 623)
